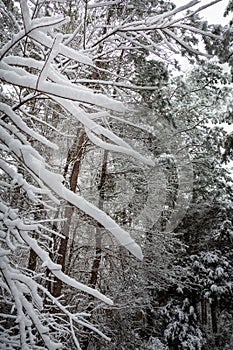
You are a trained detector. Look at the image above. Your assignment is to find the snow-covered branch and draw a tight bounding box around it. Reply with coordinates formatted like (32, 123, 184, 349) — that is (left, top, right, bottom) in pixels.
(91, 0, 223, 55)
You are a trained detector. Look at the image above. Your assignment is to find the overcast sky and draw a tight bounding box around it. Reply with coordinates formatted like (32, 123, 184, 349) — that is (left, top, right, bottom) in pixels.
(172, 0, 230, 25)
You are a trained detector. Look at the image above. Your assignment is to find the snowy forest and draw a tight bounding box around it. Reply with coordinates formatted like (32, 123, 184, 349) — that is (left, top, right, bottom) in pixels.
(0, 0, 233, 349)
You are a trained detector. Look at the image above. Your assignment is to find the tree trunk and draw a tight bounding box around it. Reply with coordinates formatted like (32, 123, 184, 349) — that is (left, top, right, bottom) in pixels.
(89, 150, 108, 289)
(211, 302, 217, 334)
(201, 299, 207, 325)
(210, 302, 218, 334)
(211, 301, 218, 347)
(52, 130, 86, 297)
(28, 203, 46, 271)
(28, 247, 37, 271)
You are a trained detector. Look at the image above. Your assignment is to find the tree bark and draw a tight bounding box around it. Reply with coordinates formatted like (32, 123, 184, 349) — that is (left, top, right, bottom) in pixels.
(28, 247, 37, 271)
(89, 150, 108, 289)
(201, 299, 207, 325)
(211, 301, 218, 334)
(52, 130, 86, 297)
(28, 203, 46, 271)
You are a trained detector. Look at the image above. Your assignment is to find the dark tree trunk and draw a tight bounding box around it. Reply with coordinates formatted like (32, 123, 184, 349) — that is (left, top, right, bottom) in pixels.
(89, 150, 108, 289)
(28, 248, 37, 271)
(27, 203, 47, 271)
(211, 302, 217, 334)
(52, 130, 86, 297)
(201, 299, 207, 325)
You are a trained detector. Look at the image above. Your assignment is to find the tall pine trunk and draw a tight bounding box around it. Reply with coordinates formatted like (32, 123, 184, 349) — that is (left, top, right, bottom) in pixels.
(89, 150, 108, 289)
(53, 130, 86, 297)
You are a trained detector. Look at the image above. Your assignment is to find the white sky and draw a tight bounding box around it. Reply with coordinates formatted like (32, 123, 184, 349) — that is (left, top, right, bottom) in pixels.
(172, 0, 230, 25)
